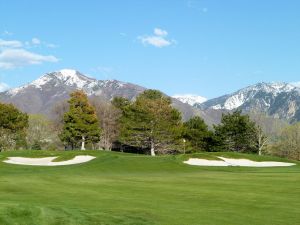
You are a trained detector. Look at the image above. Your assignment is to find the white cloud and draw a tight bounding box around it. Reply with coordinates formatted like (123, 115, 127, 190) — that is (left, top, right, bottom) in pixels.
(0, 48, 59, 69)
(23, 38, 57, 48)
(0, 82, 9, 92)
(138, 28, 175, 48)
(0, 39, 23, 48)
(139, 36, 172, 48)
(32, 38, 41, 45)
(0, 37, 59, 69)
(154, 28, 168, 36)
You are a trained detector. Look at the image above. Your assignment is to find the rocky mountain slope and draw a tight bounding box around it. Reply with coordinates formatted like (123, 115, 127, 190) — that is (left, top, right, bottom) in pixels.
(0, 69, 145, 115)
(0, 69, 220, 124)
(197, 82, 300, 122)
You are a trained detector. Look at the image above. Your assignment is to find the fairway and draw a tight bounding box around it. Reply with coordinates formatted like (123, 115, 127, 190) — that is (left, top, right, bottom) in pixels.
(0, 151, 299, 225)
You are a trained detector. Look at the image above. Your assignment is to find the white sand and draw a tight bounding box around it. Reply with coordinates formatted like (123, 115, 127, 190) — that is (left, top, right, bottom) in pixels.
(183, 158, 229, 167)
(184, 157, 296, 167)
(3, 155, 96, 166)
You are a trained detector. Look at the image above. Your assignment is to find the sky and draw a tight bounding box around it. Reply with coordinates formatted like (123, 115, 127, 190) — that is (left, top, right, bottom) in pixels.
(1, 0, 300, 99)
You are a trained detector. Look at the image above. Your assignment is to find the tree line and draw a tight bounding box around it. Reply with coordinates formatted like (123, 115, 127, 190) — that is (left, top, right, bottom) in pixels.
(0, 89, 299, 160)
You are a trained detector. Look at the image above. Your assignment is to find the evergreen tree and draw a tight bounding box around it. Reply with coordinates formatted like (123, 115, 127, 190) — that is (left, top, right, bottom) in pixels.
(60, 91, 101, 150)
(183, 116, 212, 152)
(214, 110, 257, 153)
(111, 97, 130, 110)
(117, 90, 182, 156)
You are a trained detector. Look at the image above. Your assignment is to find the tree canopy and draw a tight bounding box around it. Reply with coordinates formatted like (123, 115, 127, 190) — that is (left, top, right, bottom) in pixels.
(116, 90, 182, 156)
(183, 116, 212, 152)
(0, 103, 28, 151)
(60, 91, 101, 150)
(214, 110, 258, 153)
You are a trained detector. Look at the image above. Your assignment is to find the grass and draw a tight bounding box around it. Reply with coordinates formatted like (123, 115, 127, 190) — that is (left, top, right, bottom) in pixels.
(0, 150, 299, 225)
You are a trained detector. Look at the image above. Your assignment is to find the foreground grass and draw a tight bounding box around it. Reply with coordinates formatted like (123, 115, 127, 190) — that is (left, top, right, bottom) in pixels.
(0, 151, 299, 225)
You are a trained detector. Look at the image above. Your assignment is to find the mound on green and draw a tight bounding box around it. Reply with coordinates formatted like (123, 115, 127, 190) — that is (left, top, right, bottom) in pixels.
(0, 150, 299, 225)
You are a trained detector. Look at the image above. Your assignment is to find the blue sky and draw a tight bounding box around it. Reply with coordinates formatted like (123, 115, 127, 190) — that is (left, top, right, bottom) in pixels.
(1, 0, 300, 98)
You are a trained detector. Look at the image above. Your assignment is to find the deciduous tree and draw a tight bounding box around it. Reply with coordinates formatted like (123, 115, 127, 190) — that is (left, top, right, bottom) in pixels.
(0, 103, 28, 151)
(272, 123, 300, 160)
(91, 98, 121, 150)
(27, 114, 60, 150)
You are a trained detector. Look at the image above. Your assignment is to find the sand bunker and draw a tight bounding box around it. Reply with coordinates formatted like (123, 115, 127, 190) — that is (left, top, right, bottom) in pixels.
(3, 155, 96, 166)
(184, 157, 296, 167)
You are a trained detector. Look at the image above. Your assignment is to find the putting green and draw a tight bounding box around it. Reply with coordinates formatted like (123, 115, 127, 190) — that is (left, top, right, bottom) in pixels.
(0, 151, 299, 225)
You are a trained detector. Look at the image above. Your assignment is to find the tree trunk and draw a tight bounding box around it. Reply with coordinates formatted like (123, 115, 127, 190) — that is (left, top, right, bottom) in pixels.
(81, 136, 86, 150)
(258, 135, 262, 155)
(150, 140, 155, 156)
(258, 147, 262, 156)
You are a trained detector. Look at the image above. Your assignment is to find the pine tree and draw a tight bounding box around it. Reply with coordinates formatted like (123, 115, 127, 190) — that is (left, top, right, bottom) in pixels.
(214, 110, 257, 153)
(117, 90, 182, 156)
(183, 116, 212, 152)
(60, 91, 101, 150)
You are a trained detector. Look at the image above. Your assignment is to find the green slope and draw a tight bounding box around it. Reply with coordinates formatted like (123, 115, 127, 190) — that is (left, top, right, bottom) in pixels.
(0, 151, 299, 225)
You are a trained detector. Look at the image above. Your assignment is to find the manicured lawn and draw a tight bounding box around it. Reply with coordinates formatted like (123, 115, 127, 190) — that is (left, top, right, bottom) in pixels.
(0, 151, 299, 225)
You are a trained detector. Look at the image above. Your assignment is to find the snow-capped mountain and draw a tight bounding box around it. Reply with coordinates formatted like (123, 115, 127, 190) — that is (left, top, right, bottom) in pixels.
(0, 69, 146, 116)
(197, 82, 300, 122)
(6, 69, 136, 98)
(0, 69, 218, 123)
(172, 94, 207, 106)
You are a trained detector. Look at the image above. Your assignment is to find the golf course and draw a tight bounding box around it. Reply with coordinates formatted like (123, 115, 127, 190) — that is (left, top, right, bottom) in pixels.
(0, 150, 299, 225)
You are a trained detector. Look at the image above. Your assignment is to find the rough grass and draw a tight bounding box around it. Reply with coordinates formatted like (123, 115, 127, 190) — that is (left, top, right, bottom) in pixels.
(0, 150, 299, 225)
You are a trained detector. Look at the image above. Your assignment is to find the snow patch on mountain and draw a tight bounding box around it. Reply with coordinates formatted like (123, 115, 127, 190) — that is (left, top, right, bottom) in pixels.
(223, 94, 246, 110)
(4, 69, 139, 98)
(208, 82, 298, 110)
(59, 69, 77, 78)
(7, 85, 28, 96)
(54, 69, 97, 89)
(31, 75, 52, 88)
(173, 94, 207, 106)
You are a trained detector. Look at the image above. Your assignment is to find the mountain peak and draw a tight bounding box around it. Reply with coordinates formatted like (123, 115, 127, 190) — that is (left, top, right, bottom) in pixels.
(54, 69, 95, 82)
(48, 69, 97, 89)
(199, 81, 300, 113)
(59, 69, 78, 77)
(173, 94, 207, 106)
(251, 82, 295, 93)
(57, 69, 80, 81)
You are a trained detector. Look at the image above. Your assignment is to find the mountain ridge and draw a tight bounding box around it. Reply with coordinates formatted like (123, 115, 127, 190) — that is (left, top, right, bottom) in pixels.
(0, 69, 219, 124)
(197, 82, 300, 122)
(172, 94, 207, 106)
